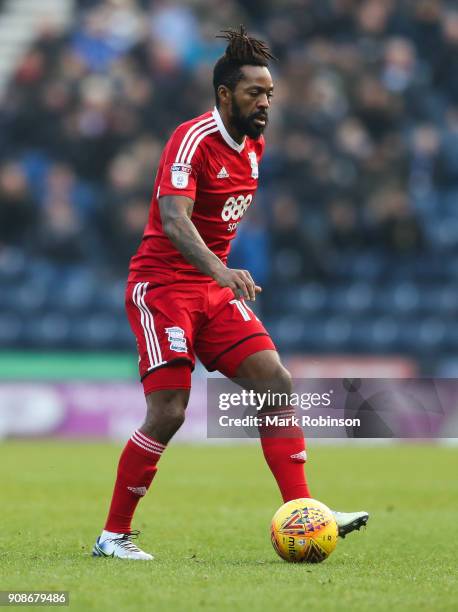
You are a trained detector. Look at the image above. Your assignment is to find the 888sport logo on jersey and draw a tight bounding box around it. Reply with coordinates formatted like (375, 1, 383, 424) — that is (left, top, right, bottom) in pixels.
(221, 194, 253, 231)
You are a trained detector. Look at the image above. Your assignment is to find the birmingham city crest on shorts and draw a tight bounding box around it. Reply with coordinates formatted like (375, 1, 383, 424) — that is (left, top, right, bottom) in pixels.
(170, 163, 192, 189)
(248, 151, 259, 179)
(165, 326, 187, 352)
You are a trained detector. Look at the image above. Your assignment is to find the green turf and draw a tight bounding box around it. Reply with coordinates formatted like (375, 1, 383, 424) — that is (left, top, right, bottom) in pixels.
(1, 442, 457, 611)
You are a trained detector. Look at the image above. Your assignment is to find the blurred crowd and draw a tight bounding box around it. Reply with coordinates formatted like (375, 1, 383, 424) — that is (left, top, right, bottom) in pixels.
(1, 0, 458, 289)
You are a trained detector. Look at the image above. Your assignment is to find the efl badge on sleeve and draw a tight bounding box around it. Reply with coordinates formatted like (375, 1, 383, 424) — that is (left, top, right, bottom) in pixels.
(248, 151, 259, 179)
(170, 163, 192, 189)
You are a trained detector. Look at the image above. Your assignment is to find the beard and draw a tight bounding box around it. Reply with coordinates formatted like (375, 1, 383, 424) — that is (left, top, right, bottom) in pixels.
(230, 96, 268, 139)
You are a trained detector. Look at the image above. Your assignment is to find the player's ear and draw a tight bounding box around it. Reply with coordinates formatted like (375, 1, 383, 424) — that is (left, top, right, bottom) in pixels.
(217, 85, 232, 106)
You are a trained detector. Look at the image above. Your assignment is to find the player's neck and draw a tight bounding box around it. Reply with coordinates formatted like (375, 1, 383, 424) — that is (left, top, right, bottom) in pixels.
(217, 107, 245, 144)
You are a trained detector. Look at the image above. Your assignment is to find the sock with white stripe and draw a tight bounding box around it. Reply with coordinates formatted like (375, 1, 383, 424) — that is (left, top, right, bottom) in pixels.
(259, 410, 311, 503)
(104, 430, 166, 534)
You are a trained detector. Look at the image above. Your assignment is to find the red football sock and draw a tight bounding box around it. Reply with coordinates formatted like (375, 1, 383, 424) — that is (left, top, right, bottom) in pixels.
(259, 409, 311, 502)
(104, 430, 166, 533)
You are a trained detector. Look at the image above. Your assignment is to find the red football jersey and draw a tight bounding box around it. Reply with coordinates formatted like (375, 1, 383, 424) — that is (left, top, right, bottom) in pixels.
(128, 107, 265, 284)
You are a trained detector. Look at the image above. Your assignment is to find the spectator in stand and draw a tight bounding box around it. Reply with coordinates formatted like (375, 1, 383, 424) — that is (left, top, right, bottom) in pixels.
(0, 0, 456, 293)
(0, 163, 36, 249)
(366, 187, 425, 254)
(270, 194, 328, 282)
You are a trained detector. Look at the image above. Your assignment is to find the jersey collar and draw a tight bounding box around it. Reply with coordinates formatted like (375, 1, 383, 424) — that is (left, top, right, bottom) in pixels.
(212, 106, 246, 153)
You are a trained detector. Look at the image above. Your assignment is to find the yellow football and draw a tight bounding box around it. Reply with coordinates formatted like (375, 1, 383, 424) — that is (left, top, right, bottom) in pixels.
(270, 498, 338, 563)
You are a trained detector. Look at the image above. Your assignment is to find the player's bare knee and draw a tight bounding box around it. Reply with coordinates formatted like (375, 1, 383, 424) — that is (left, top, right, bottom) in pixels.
(162, 399, 187, 431)
(274, 364, 292, 395)
(142, 389, 189, 437)
(258, 363, 292, 397)
(236, 350, 281, 380)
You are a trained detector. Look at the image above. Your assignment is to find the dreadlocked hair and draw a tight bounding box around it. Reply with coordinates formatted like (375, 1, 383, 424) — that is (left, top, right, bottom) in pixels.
(213, 25, 275, 107)
(217, 25, 276, 63)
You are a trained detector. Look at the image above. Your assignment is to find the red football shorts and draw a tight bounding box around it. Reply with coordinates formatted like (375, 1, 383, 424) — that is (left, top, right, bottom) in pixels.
(125, 280, 276, 393)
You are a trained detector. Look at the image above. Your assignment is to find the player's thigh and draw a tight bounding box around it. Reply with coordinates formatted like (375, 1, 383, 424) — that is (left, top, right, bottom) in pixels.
(195, 290, 276, 378)
(125, 281, 203, 392)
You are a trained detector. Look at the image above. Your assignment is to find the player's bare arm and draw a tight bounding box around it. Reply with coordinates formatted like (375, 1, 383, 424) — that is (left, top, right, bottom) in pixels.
(159, 194, 261, 301)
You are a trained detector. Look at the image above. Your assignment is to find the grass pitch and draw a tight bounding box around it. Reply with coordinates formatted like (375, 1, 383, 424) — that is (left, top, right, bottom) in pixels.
(1, 442, 457, 611)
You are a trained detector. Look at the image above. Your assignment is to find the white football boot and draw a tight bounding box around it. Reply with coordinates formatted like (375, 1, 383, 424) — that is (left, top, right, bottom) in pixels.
(332, 510, 369, 538)
(92, 530, 153, 560)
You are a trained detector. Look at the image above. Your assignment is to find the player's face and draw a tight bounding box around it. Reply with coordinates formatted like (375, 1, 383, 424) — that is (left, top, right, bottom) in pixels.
(230, 65, 274, 139)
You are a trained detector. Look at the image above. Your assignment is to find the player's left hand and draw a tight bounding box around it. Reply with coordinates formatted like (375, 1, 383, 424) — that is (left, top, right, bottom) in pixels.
(236, 284, 262, 301)
(213, 266, 262, 301)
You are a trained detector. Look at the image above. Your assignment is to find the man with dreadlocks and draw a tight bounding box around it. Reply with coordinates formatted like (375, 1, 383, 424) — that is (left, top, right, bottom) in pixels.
(92, 26, 369, 560)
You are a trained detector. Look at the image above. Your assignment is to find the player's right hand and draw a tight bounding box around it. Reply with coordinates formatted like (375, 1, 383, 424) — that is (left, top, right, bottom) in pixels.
(213, 268, 262, 301)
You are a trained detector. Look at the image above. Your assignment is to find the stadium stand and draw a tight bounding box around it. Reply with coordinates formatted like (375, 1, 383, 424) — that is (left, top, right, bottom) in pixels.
(0, 0, 457, 372)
